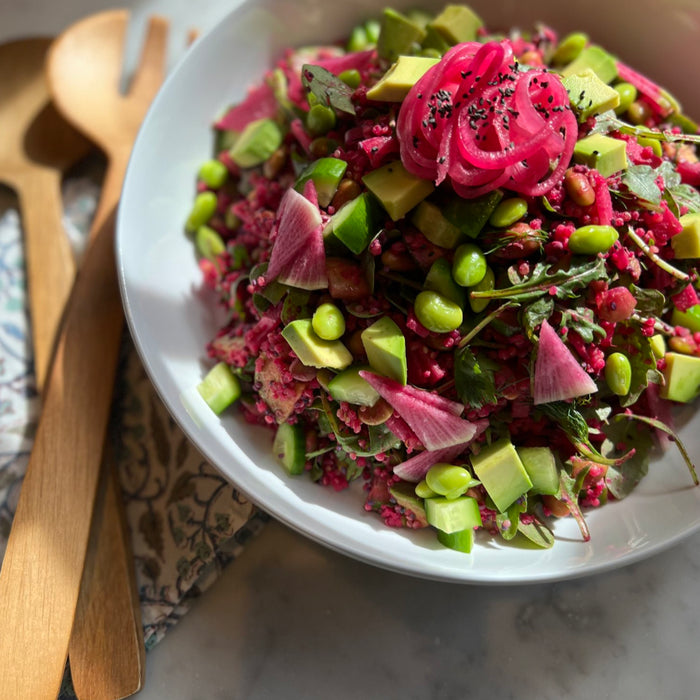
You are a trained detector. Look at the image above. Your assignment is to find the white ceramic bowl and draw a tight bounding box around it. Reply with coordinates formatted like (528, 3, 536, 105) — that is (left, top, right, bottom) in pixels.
(117, 0, 700, 583)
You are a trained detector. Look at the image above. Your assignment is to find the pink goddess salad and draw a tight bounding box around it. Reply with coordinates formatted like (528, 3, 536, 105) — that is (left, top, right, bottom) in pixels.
(189, 5, 700, 553)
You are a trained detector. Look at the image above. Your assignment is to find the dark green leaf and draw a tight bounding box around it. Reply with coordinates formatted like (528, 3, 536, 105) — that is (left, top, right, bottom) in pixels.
(517, 518, 555, 548)
(539, 401, 590, 445)
(557, 471, 590, 541)
(629, 284, 666, 316)
(301, 65, 356, 115)
(559, 306, 606, 343)
(281, 289, 312, 324)
(666, 182, 700, 215)
(522, 297, 554, 337)
(619, 331, 663, 408)
(454, 346, 497, 410)
(622, 164, 663, 205)
(602, 419, 653, 499)
(496, 496, 527, 541)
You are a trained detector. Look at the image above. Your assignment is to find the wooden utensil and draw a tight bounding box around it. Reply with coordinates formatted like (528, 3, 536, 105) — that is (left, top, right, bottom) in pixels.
(46, 12, 173, 700)
(0, 13, 170, 700)
(0, 37, 91, 391)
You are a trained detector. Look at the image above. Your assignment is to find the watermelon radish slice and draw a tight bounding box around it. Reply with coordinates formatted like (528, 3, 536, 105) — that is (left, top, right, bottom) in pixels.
(215, 82, 279, 131)
(393, 444, 469, 482)
(265, 188, 328, 290)
(533, 320, 598, 405)
(359, 371, 481, 450)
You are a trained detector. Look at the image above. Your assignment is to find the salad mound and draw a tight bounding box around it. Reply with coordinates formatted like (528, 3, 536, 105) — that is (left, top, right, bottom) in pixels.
(188, 4, 700, 554)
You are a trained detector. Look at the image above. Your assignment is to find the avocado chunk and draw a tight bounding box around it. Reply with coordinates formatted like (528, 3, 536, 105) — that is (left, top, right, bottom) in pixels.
(649, 333, 667, 358)
(273, 422, 306, 475)
(671, 304, 700, 333)
(294, 157, 347, 208)
(281, 319, 352, 370)
(197, 362, 241, 415)
(671, 213, 700, 259)
(328, 365, 380, 406)
(424, 258, 466, 306)
(229, 118, 283, 168)
(429, 4, 483, 45)
(362, 160, 434, 221)
(441, 189, 504, 239)
(367, 55, 440, 102)
(323, 192, 380, 254)
(517, 446, 559, 496)
(470, 438, 533, 512)
(389, 482, 428, 527)
(660, 352, 700, 403)
(421, 25, 452, 54)
(573, 133, 628, 178)
(562, 69, 620, 121)
(560, 45, 618, 84)
(361, 316, 408, 384)
(412, 199, 463, 248)
(425, 496, 482, 533)
(376, 8, 426, 62)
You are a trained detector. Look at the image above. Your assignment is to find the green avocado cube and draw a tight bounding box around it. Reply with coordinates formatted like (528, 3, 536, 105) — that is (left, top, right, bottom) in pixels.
(441, 189, 503, 239)
(367, 55, 440, 102)
(362, 160, 434, 221)
(671, 213, 700, 259)
(294, 157, 347, 208)
(361, 316, 407, 384)
(560, 45, 618, 84)
(412, 200, 463, 248)
(660, 352, 700, 403)
(324, 192, 380, 254)
(573, 133, 628, 178)
(376, 8, 426, 62)
(671, 305, 700, 333)
(281, 319, 352, 370)
(229, 118, 282, 168)
(429, 4, 483, 45)
(471, 438, 533, 512)
(562, 69, 620, 121)
(328, 365, 380, 406)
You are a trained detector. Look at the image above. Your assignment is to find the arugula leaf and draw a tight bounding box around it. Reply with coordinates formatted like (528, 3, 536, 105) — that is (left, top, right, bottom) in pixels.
(301, 65, 356, 115)
(559, 305, 606, 343)
(557, 471, 590, 541)
(665, 182, 700, 215)
(517, 518, 555, 549)
(496, 496, 527, 541)
(454, 346, 497, 410)
(619, 331, 663, 408)
(629, 284, 665, 316)
(522, 297, 554, 337)
(622, 164, 663, 206)
(471, 258, 607, 304)
(602, 419, 653, 499)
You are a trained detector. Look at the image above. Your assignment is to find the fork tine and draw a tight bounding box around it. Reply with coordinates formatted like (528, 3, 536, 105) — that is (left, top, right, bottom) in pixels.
(128, 15, 169, 100)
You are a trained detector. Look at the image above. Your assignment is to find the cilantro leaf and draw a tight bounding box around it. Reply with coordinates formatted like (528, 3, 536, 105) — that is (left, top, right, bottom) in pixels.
(301, 65, 356, 115)
(454, 346, 497, 410)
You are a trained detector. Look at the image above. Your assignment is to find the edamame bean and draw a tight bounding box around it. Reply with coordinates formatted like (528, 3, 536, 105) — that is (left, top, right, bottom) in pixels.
(452, 243, 487, 287)
(564, 168, 596, 207)
(307, 104, 336, 136)
(489, 197, 528, 228)
(338, 69, 361, 89)
(198, 159, 228, 189)
(415, 479, 437, 499)
(551, 32, 588, 64)
(613, 82, 638, 116)
(414, 291, 463, 333)
(469, 265, 495, 313)
(312, 303, 346, 340)
(605, 352, 632, 396)
(425, 463, 473, 500)
(346, 25, 369, 53)
(568, 225, 619, 255)
(185, 191, 218, 233)
(195, 225, 225, 261)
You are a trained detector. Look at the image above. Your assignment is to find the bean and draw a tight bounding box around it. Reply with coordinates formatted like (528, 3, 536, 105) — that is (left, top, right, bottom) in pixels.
(358, 398, 393, 426)
(195, 225, 225, 261)
(489, 197, 528, 228)
(415, 480, 438, 499)
(414, 290, 463, 333)
(330, 178, 362, 210)
(452, 242, 487, 287)
(568, 225, 619, 254)
(312, 302, 346, 340)
(613, 82, 638, 116)
(364, 19, 381, 44)
(346, 25, 369, 53)
(198, 159, 228, 189)
(469, 265, 495, 313)
(605, 352, 632, 396)
(551, 32, 588, 65)
(425, 463, 472, 500)
(307, 104, 336, 136)
(338, 69, 361, 88)
(628, 100, 653, 125)
(564, 168, 596, 207)
(381, 246, 416, 271)
(185, 191, 218, 233)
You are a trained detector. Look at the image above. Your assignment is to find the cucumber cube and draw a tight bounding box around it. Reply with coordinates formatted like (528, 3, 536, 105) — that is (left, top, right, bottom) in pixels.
(273, 422, 306, 475)
(517, 446, 559, 496)
(294, 157, 347, 208)
(425, 496, 482, 534)
(437, 527, 475, 553)
(197, 362, 241, 415)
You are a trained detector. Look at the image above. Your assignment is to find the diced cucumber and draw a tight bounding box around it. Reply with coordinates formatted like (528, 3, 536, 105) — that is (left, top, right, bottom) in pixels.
(517, 446, 559, 496)
(294, 157, 347, 208)
(272, 422, 306, 475)
(327, 365, 380, 406)
(197, 362, 241, 415)
(424, 496, 482, 534)
(437, 527, 475, 553)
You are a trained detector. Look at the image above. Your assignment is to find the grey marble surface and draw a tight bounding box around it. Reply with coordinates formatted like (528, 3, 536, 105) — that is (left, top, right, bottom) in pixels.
(3, 1, 700, 698)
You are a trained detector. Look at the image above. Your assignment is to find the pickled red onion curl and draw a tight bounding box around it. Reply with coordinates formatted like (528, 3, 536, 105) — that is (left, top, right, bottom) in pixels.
(397, 40, 578, 198)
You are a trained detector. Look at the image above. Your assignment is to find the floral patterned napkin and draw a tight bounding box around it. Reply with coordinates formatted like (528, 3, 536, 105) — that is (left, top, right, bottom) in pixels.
(0, 175, 267, 694)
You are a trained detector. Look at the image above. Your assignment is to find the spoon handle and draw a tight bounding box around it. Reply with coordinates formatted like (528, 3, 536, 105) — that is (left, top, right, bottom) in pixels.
(0, 207, 123, 700)
(16, 165, 76, 391)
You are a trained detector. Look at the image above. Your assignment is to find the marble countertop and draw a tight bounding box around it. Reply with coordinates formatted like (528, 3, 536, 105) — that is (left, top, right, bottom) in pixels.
(3, 1, 700, 698)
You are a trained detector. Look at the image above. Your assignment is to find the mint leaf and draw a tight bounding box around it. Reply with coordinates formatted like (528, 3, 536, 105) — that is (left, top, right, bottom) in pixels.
(301, 64, 356, 115)
(454, 347, 497, 410)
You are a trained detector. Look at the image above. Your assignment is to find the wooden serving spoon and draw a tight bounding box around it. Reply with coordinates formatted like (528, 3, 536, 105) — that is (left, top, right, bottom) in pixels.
(0, 37, 91, 391)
